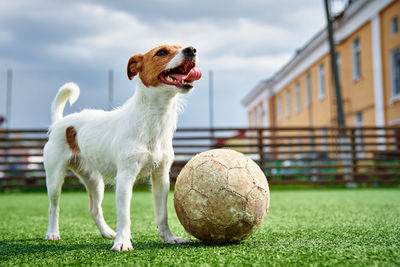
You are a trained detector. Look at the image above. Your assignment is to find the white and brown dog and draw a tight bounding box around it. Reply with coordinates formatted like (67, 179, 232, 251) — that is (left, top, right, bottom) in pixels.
(43, 45, 202, 251)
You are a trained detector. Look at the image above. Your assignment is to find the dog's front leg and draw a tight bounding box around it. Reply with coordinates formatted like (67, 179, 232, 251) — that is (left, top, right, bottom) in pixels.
(111, 169, 138, 251)
(151, 161, 188, 244)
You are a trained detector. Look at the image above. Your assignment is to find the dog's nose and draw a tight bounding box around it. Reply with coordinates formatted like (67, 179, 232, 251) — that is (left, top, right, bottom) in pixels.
(183, 46, 197, 57)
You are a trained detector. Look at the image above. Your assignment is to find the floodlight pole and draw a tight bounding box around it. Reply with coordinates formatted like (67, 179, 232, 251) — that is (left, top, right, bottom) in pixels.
(108, 69, 114, 109)
(324, 0, 345, 127)
(209, 70, 214, 129)
(324, 0, 353, 182)
(6, 69, 12, 128)
(209, 70, 215, 145)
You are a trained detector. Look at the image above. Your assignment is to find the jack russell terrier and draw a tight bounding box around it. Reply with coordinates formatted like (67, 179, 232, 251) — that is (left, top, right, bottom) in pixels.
(44, 45, 202, 251)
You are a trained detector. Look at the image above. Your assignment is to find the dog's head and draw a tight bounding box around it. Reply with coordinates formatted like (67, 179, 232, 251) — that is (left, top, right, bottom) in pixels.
(127, 45, 202, 93)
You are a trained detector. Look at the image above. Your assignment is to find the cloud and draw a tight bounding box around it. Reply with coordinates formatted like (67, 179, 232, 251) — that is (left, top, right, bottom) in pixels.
(0, 0, 324, 73)
(0, 30, 13, 44)
(42, 2, 297, 73)
(204, 54, 292, 73)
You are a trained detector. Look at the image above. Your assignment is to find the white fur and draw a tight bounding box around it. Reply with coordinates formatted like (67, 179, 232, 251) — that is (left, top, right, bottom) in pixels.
(44, 48, 194, 251)
(50, 82, 80, 123)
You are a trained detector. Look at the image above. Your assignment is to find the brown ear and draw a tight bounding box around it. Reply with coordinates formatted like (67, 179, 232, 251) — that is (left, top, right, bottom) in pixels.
(127, 54, 144, 80)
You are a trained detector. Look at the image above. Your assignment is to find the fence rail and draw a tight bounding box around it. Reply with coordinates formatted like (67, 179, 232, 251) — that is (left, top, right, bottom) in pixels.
(1, 127, 399, 189)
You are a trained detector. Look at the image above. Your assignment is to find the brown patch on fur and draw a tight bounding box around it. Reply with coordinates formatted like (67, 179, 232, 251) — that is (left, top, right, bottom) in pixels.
(66, 126, 80, 154)
(127, 45, 181, 87)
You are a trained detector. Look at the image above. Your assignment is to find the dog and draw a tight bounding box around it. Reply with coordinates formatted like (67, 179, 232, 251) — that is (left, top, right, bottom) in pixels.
(43, 45, 202, 251)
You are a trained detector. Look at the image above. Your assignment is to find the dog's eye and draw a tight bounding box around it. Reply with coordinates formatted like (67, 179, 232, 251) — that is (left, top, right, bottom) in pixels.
(155, 49, 168, 56)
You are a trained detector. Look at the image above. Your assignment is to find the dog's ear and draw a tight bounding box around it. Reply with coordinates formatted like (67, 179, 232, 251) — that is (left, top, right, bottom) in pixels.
(127, 54, 144, 80)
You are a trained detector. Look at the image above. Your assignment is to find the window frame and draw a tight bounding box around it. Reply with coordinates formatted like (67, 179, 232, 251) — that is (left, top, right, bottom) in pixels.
(306, 72, 312, 107)
(390, 47, 400, 102)
(295, 82, 301, 112)
(286, 89, 291, 117)
(392, 16, 398, 35)
(277, 95, 282, 122)
(319, 64, 326, 99)
(352, 38, 361, 80)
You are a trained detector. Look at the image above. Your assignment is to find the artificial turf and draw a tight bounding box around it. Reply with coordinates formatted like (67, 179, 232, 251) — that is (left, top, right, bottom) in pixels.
(0, 188, 399, 266)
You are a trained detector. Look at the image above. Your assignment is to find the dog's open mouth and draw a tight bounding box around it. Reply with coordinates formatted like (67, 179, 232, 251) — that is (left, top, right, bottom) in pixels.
(159, 61, 202, 88)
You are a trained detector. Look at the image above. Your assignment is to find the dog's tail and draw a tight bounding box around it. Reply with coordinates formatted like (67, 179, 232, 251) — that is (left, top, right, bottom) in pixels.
(51, 82, 80, 123)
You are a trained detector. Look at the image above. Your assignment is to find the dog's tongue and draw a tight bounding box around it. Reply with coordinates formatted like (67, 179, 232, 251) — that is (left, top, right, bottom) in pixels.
(170, 67, 202, 83)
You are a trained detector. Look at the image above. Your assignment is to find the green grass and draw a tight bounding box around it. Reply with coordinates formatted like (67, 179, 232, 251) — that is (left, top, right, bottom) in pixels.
(0, 189, 399, 266)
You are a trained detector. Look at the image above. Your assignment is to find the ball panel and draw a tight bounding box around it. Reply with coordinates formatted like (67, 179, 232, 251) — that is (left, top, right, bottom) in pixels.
(192, 161, 227, 197)
(227, 167, 255, 197)
(246, 158, 269, 191)
(200, 149, 246, 169)
(173, 199, 191, 235)
(189, 219, 225, 243)
(186, 154, 212, 170)
(174, 165, 193, 201)
(182, 190, 208, 220)
(244, 186, 269, 225)
(206, 189, 244, 227)
(224, 220, 256, 242)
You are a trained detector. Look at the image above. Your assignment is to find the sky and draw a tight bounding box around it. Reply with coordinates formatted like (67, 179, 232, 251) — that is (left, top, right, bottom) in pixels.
(0, 0, 328, 129)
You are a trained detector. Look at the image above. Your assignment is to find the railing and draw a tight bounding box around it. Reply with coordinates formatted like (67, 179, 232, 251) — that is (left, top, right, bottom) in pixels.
(1, 127, 399, 189)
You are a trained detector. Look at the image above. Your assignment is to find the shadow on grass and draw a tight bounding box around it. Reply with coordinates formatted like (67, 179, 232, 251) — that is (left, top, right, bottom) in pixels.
(132, 240, 241, 250)
(0, 238, 110, 256)
(0, 238, 241, 256)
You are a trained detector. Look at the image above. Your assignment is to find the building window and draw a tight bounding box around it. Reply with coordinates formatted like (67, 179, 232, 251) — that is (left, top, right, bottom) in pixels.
(295, 83, 301, 112)
(257, 105, 264, 127)
(286, 90, 291, 117)
(391, 48, 400, 101)
(306, 72, 312, 107)
(352, 38, 361, 80)
(319, 64, 325, 99)
(392, 16, 398, 35)
(250, 109, 256, 127)
(277, 95, 282, 121)
(336, 52, 341, 84)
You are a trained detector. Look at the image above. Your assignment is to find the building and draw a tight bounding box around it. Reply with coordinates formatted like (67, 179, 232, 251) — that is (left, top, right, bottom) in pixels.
(242, 0, 400, 130)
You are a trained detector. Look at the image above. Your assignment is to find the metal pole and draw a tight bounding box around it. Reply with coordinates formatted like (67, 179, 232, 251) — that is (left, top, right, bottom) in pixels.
(108, 69, 114, 109)
(323, 0, 345, 127)
(209, 70, 215, 146)
(6, 69, 12, 128)
(209, 70, 214, 129)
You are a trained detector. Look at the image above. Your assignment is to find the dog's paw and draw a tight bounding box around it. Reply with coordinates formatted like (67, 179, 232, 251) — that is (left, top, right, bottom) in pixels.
(111, 241, 133, 251)
(163, 235, 189, 244)
(45, 233, 60, 240)
(101, 228, 116, 239)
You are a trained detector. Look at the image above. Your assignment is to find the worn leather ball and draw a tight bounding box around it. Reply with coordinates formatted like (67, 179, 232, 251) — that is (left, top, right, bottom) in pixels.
(174, 149, 270, 243)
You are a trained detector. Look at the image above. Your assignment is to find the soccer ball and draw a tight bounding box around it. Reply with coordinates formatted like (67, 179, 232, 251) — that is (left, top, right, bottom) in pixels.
(174, 149, 270, 244)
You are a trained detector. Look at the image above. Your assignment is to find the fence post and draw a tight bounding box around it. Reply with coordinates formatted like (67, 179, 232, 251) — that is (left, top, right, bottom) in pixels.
(350, 128, 358, 178)
(210, 128, 215, 149)
(257, 129, 264, 171)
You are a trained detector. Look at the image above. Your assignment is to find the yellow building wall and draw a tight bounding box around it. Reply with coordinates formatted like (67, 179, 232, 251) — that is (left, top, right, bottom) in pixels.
(380, 1, 400, 126)
(274, 55, 335, 128)
(247, 1, 399, 129)
(273, 20, 377, 128)
(309, 56, 334, 127)
(336, 21, 376, 127)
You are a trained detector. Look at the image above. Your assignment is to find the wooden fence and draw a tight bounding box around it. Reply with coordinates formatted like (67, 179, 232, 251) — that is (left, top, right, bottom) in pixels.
(1, 127, 399, 189)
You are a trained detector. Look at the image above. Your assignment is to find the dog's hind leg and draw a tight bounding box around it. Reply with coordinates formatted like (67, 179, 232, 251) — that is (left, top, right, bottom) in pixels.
(44, 145, 68, 241)
(70, 167, 116, 239)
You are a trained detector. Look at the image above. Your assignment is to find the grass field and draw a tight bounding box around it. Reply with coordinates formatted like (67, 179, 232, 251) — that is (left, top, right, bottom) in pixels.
(0, 188, 399, 266)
